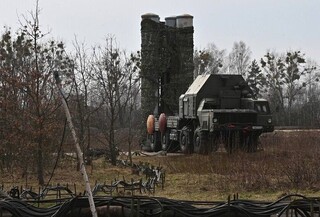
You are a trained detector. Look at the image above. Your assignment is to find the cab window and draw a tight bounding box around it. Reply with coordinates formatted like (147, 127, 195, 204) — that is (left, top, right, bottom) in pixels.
(254, 102, 270, 114)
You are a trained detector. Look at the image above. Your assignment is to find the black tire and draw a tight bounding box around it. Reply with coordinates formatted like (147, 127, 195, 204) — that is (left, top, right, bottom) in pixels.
(150, 132, 161, 152)
(240, 132, 250, 152)
(240, 132, 259, 153)
(208, 133, 219, 152)
(179, 129, 193, 154)
(161, 132, 170, 151)
(142, 134, 153, 152)
(194, 128, 209, 154)
(246, 133, 259, 153)
(224, 131, 235, 154)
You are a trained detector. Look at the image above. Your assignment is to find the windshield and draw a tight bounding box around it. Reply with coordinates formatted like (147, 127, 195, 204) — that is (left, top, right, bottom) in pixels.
(254, 101, 270, 114)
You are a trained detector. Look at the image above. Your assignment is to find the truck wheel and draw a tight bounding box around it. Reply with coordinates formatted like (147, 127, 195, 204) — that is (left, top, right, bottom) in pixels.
(142, 134, 153, 152)
(180, 129, 193, 154)
(161, 132, 170, 151)
(150, 132, 161, 152)
(208, 133, 219, 152)
(194, 128, 208, 154)
(240, 133, 249, 152)
(224, 131, 235, 154)
(240, 132, 259, 152)
(247, 133, 259, 152)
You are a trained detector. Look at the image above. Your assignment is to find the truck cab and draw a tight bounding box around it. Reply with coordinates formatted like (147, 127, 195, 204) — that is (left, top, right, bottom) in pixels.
(241, 98, 274, 132)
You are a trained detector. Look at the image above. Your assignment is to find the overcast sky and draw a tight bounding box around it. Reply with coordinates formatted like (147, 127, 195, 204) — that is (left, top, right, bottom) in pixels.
(1, 0, 319, 63)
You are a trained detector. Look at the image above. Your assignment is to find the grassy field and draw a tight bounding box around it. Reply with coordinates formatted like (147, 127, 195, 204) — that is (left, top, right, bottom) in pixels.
(1, 130, 320, 201)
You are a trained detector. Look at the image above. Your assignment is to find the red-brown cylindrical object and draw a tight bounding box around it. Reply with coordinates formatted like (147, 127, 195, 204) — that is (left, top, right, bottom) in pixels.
(146, 115, 155, 134)
(158, 113, 167, 134)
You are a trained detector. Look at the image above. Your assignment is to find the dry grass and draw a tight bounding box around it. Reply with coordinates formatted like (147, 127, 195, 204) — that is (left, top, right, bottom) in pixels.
(1, 130, 320, 201)
(133, 130, 320, 200)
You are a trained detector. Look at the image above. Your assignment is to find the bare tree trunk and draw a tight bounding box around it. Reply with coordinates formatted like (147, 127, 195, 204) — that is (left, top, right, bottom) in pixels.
(128, 107, 133, 166)
(54, 71, 97, 217)
(37, 142, 44, 185)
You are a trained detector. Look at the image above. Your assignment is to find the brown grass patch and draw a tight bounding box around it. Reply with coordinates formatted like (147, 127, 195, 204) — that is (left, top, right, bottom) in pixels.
(1, 130, 320, 201)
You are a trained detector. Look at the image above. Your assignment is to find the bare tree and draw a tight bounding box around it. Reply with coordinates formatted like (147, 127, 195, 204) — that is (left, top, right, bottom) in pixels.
(0, 2, 73, 184)
(194, 43, 226, 76)
(228, 41, 251, 76)
(71, 38, 94, 165)
(123, 52, 141, 166)
(261, 51, 318, 125)
(91, 37, 127, 165)
(294, 60, 320, 126)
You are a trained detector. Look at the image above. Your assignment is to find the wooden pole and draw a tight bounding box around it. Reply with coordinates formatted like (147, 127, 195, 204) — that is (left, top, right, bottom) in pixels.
(54, 71, 97, 217)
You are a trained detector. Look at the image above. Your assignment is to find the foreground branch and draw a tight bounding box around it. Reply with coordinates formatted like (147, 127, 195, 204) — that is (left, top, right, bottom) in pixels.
(54, 71, 97, 217)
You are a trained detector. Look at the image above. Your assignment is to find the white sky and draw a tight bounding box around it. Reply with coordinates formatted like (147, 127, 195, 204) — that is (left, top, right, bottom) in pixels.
(1, 0, 320, 63)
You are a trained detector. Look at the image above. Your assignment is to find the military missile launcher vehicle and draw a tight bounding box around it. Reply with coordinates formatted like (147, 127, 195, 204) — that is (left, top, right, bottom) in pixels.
(145, 74, 274, 154)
